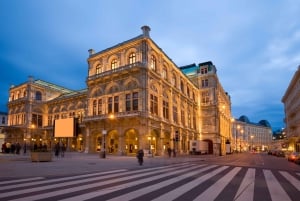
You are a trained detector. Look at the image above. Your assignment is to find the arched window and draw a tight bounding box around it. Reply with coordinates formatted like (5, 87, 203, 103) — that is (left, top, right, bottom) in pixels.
(150, 55, 156, 71)
(129, 53, 136, 64)
(96, 64, 103, 74)
(171, 73, 176, 87)
(35, 91, 42, 101)
(162, 67, 167, 80)
(111, 59, 118, 70)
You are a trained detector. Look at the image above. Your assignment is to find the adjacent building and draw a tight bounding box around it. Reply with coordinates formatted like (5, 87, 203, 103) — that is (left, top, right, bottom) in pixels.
(6, 26, 232, 156)
(0, 111, 8, 147)
(282, 65, 300, 152)
(232, 115, 272, 152)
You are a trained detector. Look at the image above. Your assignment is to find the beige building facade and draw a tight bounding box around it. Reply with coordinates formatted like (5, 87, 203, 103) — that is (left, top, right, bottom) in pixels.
(282, 65, 300, 152)
(6, 26, 232, 156)
(231, 116, 272, 152)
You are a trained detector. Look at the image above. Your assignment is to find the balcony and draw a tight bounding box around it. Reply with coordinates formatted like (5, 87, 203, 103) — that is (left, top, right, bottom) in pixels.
(84, 111, 144, 122)
(87, 62, 147, 81)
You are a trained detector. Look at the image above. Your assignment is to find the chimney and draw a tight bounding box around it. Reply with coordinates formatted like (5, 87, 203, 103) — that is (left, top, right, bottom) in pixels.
(88, 49, 95, 56)
(141, 25, 151, 37)
(28, 75, 34, 83)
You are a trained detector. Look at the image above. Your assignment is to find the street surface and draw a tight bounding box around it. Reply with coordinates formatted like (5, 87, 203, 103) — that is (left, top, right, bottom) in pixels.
(0, 152, 299, 201)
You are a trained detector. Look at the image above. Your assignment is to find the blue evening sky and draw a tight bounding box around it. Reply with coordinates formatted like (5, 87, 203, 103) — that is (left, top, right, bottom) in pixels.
(1, 0, 299, 130)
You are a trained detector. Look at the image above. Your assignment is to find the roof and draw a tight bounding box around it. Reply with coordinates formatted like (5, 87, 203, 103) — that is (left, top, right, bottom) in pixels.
(34, 80, 74, 94)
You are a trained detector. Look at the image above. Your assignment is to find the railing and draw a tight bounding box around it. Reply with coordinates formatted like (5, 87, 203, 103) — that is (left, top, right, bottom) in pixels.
(84, 111, 144, 121)
(87, 62, 147, 81)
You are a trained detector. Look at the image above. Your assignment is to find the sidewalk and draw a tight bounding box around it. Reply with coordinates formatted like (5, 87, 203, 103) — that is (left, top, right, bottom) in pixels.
(0, 152, 215, 179)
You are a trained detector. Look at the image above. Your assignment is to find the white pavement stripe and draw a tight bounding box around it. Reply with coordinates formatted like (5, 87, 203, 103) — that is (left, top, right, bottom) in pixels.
(234, 168, 255, 201)
(279, 171, 300, 191)
(9, 163, 195, 201)
(0, 169, 127, 191)
(152, 166, 229, 201)
(194, 167, 241, 201)
(0, 177, 44, 185)
(263, 170, 292, 201)
(106, 165, 217, 201)
(1, 165, 177, 199)
(59, 164, 212, 201)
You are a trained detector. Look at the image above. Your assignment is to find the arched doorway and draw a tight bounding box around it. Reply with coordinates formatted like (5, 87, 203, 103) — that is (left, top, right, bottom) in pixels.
(124, 128, 138, 155)
(107, 130, 118, 154)
(203, 139, 213, 154)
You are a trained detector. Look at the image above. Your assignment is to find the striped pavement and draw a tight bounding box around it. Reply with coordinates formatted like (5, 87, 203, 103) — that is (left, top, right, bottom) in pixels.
(0, 163, 299, 201)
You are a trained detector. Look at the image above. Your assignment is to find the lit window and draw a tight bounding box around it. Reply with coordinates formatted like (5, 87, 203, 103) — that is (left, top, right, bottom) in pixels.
(129, 53, 136, 64)
(96, 64, 102, 74)
(150, 55, 156, 71)
(111, 59, 118, 70)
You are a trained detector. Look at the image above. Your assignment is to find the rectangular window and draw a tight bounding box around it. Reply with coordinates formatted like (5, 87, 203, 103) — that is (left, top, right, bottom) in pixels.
(173, 106, 178, 123)
(32, 114, 43, 128)
(98, 99, 102, 115)
(181, 110, 185, 126)
(201, 79, 208, 87)
(163, 100, 169, 119)
(126, 94, 131, 111)
(114, 96, 119, 113)
(201, 67, 208, 74)
(93, 100, 97, 115)
(150, 94, 158, 115)
(48, 116, 52, 126)
(132, 92, 138, 111)
(108, 97, 113, 113)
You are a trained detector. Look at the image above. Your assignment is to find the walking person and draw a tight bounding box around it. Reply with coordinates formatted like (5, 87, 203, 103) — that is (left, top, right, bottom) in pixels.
(54, 142, 60, 158)
(167, 147, 172, 157)
(136, 149, 144, 166)
(61, 143, 66, 157)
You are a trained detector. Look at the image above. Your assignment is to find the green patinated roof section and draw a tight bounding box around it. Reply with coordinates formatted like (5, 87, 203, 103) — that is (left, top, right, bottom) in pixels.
(50, 88, 87, 102)
(34, 80, 74, 94)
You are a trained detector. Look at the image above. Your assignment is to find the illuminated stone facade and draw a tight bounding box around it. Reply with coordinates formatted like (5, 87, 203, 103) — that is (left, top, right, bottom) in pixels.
(282, 65, 300, 152)
(6, 26, 232, 156)
(231, 116, 272, 152)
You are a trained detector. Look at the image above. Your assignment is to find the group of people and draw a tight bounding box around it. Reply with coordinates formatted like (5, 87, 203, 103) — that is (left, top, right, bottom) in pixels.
(54, 142, 66, 157)
(1, 142, 22, 154)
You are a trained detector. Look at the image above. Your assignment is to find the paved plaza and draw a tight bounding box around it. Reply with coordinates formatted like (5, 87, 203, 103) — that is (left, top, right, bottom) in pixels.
(0, 152, 211, 179)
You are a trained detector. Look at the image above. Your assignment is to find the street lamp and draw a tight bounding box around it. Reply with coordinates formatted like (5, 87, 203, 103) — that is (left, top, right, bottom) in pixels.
(101, 113, 115, 159)
(251, 135, 254, 151)
(148, 136, 151, 154)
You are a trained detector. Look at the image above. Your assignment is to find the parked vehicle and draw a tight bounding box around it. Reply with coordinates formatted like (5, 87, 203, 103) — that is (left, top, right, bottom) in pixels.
(276, 150, 285, 157)
(294, 156, 300, 165)
(287, 152, 299, 162)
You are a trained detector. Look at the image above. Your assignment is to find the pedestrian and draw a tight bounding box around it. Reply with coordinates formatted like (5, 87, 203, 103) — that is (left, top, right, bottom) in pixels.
(136, 149, 144, 165)
(55, 142, 60, 157)
(167, 147, 172, 157)
(15, 142, 21, 154)
(23, 143, 27, 154)
(61, 143, 66, 157)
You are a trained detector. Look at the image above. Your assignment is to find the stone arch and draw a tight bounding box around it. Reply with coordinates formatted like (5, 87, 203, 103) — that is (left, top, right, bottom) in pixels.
(105, 82, 120, 94)
(125, 47, 138, 64)
(90, 87, 103, 97)
(124, 128, 139, 155)
(124, 78, 140, 90)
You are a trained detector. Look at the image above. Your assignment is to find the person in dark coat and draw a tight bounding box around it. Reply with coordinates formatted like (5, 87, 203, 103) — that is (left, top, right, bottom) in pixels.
(136, 149, 144, 165)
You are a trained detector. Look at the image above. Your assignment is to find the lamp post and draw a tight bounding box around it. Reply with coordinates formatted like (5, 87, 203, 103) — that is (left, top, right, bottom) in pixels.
(236, 125, 240, 153)
(251, 135, 254, 151)
(148, 136, 151, 154)
(101, 113, 114, 159)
